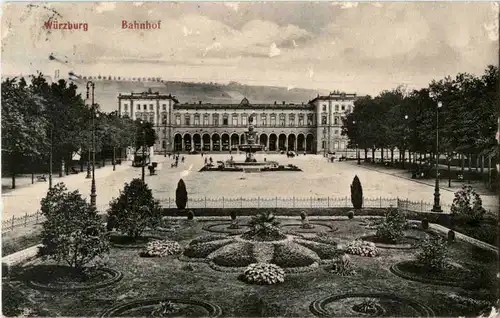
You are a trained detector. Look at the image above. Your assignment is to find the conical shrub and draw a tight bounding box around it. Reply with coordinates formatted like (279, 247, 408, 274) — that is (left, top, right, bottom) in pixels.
(176, 179, 188, 210)
(350, 175, 363, 209)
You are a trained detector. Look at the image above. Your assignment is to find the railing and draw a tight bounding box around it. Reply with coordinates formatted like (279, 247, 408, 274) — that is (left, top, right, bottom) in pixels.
(1, 197, 451, 234)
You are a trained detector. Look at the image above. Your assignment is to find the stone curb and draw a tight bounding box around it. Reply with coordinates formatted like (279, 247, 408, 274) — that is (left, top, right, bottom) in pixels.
(429, 223, 498, 253)
(2, 244, 41, 277)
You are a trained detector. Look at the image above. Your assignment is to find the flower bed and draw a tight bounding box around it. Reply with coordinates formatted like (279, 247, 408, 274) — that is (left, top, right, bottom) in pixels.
(390, 260, 479, 288)
(271, 242, 320, 268)
(210, 242, 258, 268)
(294, 239, 341, 260)
(344, 240, 379, 257)
(183, 239, 234, 259)
(110, 235, 163, 249)
(140, 240, 182, 258)
(203, 223, 250, 235)
(360, 235, 421, 249)
(189, 235, 229, 246)
(26, 265, 123, 292)
(240, 263, 285, 285)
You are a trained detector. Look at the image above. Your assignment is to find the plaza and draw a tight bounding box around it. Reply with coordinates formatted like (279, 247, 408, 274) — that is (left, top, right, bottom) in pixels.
(2, 154, 498, 221)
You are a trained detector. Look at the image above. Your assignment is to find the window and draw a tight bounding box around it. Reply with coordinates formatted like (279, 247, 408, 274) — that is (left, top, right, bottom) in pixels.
(242, 114, 247, 126)
(137, 104, 140, 110)
(289, 114, 295, 126)
(213, 114, 219, 126)
(321, 115, 327, 125)
(194, 114, 200, 126)
(322, 105, 326, 112)
(298, 114, 304, 126)
(222, 114, 228, 126)
(175, 115, 181, 126)
(335, 130, 339, 135)
(270, 114, 276, 126)
(322, 141, 326, 149)
(184, 114, 191, 126)
(279, 114, 285, 126)
(341, 105, 345, 111)
(232, 114, 238, 126)
(335, 104, 339, 112)
(261, 114, 267, 126)
(162, 115, 167, 125)
(143, 104, 147, 110)
(334, 117, 338, 125)
(162, 104, 167, 111)
(149, 115, 154, 123)
(307, 114, 313, 126)
(204, 114, 209, 126)
(149, 104, 154, 110)
(123, 104, 128, 111)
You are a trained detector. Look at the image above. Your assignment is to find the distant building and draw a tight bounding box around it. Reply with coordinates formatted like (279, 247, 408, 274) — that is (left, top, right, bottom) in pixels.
(118, 90, 356, 154)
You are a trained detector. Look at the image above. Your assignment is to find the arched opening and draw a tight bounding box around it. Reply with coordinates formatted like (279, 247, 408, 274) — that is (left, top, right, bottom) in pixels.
(278, 134, 287, 151)
(269, 134, 277, 151)
(240, 133, 246, 145)
(174, 134, 182, 151)
(231, 134, 239, 150)
(221, 134, 230, 151)
(259, 134, 268, 149)
(183, 134, 192, 151)
(288, 134, 296, 151)
(202, 134, 211, 151)
(297, 134, 305, 152)
(193, 134, 201, 151)
(212, 134, 220, 151)
(306, 134, 314, 153)
(162, 140, 167, 149)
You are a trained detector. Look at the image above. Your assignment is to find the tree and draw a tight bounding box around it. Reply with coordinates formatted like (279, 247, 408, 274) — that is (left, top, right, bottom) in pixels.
(107, 178, 162, 238)
(176, 179, 188, 210)
(1, 77, 48, 188)
(135, 120, 158, 153)
(450, 185, 486, 225)
(350, 175, 363, 209)
(38, 183, 109, 271)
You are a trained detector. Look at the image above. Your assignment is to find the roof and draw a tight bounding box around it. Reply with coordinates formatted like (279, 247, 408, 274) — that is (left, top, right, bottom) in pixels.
(118, 90, 179, 103)
(174, 103, 314, 110)
(308, 92, 357, 104)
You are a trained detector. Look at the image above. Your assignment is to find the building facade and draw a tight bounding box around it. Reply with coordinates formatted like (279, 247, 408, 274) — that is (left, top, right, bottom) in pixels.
(117, 91, 356, 154)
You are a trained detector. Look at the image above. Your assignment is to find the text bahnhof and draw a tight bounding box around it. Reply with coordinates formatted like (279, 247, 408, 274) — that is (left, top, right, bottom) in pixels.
(43, 20, 162, 31)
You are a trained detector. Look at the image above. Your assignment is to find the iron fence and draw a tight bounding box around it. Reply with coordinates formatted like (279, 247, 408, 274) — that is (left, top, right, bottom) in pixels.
(2, 197, 452, 234)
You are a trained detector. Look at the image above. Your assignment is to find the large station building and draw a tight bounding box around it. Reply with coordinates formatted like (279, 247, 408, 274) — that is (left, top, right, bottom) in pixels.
(117, 90, 356, 154)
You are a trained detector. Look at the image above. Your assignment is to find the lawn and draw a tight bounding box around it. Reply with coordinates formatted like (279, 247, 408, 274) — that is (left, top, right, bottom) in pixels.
(4, 217, 497, 317)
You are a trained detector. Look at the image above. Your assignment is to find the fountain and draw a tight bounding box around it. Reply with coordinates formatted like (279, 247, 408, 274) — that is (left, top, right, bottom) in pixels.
(199, 114, 301, 172)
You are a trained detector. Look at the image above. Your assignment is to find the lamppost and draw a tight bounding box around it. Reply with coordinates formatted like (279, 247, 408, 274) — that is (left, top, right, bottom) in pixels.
(402, 115, 408, 169)
(352, 120, 360, 165)
(323, 128, 327, 157)
(86, 81, 97, 207)
(49, 128, 53, 189)
(431, 99, 443, 212)
(138, 119, 146, 182)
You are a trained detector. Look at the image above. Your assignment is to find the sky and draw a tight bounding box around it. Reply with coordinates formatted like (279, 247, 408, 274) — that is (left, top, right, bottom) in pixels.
(1, 1, 498, 95)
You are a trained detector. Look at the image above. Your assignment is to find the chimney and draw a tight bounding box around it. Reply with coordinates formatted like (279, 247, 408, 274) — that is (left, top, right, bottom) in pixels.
(282, 101, 285, 105)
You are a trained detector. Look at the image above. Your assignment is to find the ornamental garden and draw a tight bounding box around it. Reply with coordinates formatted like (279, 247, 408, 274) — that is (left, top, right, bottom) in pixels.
(3, 176, 498, 317)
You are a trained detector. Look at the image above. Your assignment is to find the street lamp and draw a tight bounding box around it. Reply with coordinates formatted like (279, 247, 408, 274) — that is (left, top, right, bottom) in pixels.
(49, 128, 53, 189)
(86, 81, 97, 207)
(323, 128, 327, 157)
(402, 115, 409, 169)
(138, 119, 146, 182)
(432, 99, 443, 212)
(353, 120, 360, 164)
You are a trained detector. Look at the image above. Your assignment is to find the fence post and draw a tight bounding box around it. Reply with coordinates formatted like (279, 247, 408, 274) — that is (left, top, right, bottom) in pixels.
(169, 197, 171, 208)
(345, 196, 348, 207)
(328, 197, 330, 208)
(36, 211, 39, 224)
(24, 213, 28, 227)
(379, 196, 382, 208)
(222, 197, 225, 209)
(275, 196, 278, 208)
(241, 197, 243, 209)
(420, 200, 423, 213)
(205, 196, 207, 208)
(258, 197, 260, 208)
(293, 196, 295, 208)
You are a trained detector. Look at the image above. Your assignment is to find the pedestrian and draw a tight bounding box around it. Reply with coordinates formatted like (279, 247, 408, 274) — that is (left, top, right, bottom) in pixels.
(181, 156, 185, 163)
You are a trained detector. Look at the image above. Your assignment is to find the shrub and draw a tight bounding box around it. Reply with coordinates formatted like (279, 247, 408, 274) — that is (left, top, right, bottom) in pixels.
(39, 183, 109, 271)
(416, 236, 447, 270)
(242, 263, 285, 285)
(183, 239, 233, 258)
(243, 211, 285, 241)
(211, 242, 257, 267)
(230, 210, 237, 220)
(151, 301, 179, 316)
(345, 240, 379, 257)
(107, 179, 162, 239)
(300, 211, 307, 220)
(348, 211, 354, 219)
(422, 218, 429, 229)
(271, 242, 319, 268)
(329, 254, 356, 276)
(451, 185, 486, 225)
(350, 175, 363, 209)
(140, 240, 182, 257)
(294, 239, 340, 260)
(175, 179, 188, 210)
(375, 208, 406, 243)
(187, 210, 194, 220)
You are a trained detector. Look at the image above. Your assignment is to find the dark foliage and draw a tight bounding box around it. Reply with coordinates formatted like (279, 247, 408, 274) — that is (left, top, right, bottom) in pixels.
(176, 179, 188, 210)
(350, 175, 363, 209)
